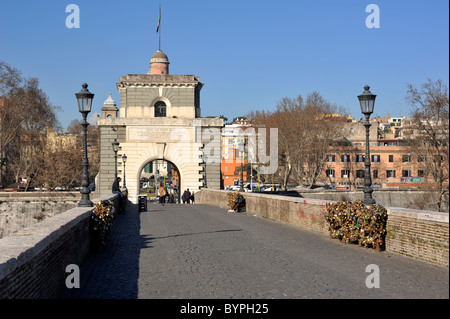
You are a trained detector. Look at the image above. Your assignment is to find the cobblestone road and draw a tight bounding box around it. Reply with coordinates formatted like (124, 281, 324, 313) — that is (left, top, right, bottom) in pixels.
(61, 203, 449, 299)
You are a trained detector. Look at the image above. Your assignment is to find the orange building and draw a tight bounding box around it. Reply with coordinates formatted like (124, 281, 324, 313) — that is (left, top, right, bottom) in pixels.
(221, 119, 251, 188)
(221, 146, 248, 188)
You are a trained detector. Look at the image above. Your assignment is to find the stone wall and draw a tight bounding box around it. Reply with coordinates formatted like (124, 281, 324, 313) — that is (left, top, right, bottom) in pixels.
(0, 194, 118, 299)
(291, 188, 449, 212)
(0, 192, 81, 239)
(200, 125, 222, 190)
(195, 189, 449, 267)
(97, 124, 126, 199)
(386, 209, 449, 266)
(117, 74, 201, 119)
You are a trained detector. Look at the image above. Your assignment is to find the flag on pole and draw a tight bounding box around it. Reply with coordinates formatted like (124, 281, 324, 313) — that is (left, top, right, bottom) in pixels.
(156, 6, 161, 33)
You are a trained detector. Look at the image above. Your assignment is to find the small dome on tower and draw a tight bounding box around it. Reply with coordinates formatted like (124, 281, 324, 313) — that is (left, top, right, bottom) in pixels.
(101, 93, 118, 118)
(151, 50, 169, 61)
(103, 92, 116, 107)
(149, 50, 170, 75)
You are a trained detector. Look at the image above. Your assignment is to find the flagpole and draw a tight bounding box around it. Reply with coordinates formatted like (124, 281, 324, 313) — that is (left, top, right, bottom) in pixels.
(159, 4, 161, 51)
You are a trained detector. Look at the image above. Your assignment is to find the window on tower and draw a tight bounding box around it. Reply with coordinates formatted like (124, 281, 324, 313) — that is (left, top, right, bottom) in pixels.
(155, 101, 167, 117)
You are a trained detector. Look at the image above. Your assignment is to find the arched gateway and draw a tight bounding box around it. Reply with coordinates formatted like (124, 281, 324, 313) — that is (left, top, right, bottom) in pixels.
(138, 158, 180, 201)
(96, 50, 223, 203)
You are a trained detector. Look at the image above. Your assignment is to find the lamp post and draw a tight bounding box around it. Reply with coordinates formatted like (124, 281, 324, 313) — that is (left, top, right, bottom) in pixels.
(112, 139, 119, 180)
(358, 85, 377, 205)
(122, 154, 127, 188)
(239, 140, 244, 192)
(76, 83, 94, 207)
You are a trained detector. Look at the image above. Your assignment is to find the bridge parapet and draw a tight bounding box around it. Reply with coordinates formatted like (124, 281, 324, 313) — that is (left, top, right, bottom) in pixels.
(0, 194, 119, 299)
(196, 189, 449, 267)
(0, 192, 82, 239)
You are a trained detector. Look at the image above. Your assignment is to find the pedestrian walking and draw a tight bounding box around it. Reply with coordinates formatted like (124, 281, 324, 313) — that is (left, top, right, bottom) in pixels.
(183, 188, 191, 204)
(159, 184, 166, 206)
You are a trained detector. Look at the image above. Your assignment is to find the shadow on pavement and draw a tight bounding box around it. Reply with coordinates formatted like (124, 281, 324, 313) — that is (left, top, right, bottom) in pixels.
(60, 202, 150, 299)
(147, 229, 242, 241)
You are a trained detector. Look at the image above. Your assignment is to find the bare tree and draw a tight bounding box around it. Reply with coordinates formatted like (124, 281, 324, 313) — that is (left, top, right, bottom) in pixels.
(405, 79, 449, 211)
(35, 141, 81, 190)
(0, 61, 60, 189)
(248, 92, 343, 190)
(65, 118, 100, 184)
(0, 63, 26, 183)
(296, 92, 341, 188)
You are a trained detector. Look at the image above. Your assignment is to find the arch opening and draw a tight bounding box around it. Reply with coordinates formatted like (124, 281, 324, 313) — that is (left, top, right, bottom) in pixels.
(138, 158, 181, 203)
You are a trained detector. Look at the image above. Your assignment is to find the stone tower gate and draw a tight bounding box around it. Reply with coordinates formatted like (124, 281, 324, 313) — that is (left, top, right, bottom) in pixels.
(96, 50, 223, 203)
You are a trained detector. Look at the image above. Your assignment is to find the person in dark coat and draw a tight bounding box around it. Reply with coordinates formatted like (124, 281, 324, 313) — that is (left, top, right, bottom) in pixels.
(183, 189, 191, 204)
(232, 194, 245, 212)
(112, 177, 123, 197)
(112, 177, 124, 213)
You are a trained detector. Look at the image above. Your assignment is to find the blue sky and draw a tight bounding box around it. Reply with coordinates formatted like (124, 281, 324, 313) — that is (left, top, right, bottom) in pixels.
(0, 0, 448, 131)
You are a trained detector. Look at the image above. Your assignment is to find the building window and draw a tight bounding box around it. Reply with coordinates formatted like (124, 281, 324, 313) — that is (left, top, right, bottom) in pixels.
(327, 155, 335, 162)
(418, 155, 426, 162)
(145, 162, 153, 173)
(388, 155, 394, 162)
(341, 154, 350, 162)
(418, 170, 425, 177)
(434, 155, 444, 163)
(402, 155, 411, 163)
(341, 169, 350, 178)
(356, 154, 365, 162)
(386, 170, 396, 178)
(356, 170, 365, 178)
(326, 169, 335, 178)
(402, 170, 411, 177)
(373, 169, 378, 179)
(371, 154, 380, 162)
(154, 101, 167, 117)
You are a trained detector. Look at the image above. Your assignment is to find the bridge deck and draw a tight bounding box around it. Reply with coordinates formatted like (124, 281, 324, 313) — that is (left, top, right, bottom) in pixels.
(61, 202, 449, 299)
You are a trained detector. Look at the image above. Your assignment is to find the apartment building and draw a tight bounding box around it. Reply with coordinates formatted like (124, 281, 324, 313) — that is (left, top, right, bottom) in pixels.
(321, 116, 444, 189)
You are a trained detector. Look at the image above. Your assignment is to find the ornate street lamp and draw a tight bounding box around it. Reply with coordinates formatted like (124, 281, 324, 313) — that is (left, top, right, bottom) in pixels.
(76, 83, 94, 207)
(122, 154, 127, 188)
(358, 85, 377, 205)
(112, 139, 119, 180)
